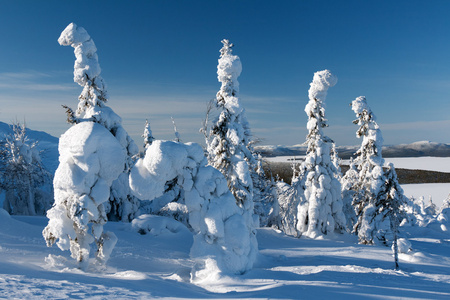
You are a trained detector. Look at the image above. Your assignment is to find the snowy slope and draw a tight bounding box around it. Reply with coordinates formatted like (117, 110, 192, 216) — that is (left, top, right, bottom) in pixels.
(1, 210, 450, 299)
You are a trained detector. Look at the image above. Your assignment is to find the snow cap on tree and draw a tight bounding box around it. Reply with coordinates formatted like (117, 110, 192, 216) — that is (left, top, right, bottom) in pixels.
(308, 69, 338, 103)
(217, 39, 242, 95)
(58, 23, 103, 89)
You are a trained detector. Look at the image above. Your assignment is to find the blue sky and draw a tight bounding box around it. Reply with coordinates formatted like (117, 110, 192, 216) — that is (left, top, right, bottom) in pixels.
(0, 0, 449, 148)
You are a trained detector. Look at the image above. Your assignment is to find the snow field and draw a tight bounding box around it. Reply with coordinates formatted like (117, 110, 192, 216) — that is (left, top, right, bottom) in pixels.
(1, 212, 450, 299)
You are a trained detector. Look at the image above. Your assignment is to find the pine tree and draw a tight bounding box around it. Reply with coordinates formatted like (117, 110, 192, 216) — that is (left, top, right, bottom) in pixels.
(142, 119, 155, 150)
(0, 122, 51, 215)
(57, 23, 140, 222)
(341, 158, 358, 231)
(351, 96, 386, 244)
(205, 39, 255, 215)
(351, 96, 407, 246)
(292, 70, 346, 238)
(376, 163, 406, 270)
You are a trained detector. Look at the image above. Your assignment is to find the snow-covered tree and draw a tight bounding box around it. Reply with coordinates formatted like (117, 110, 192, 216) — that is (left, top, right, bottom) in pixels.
(375, 163, 406, 269)
(205, 40, 255, 216)
(351, 96, 407, 246)
(142, 119, 155, 150)
(171, 117, 181, 143)
(129, 140, 257, 281)
(275, 181, 301, 237)
(292, 70, 346, 238)
(351, 96, 386, 244)
(341, 158, 358, 231)
(57, 23, 140, 222)
(43, 122, 126, 270)
(0, 122, 51, 215)
(440, 194, 450, 213)
(252, 155, 278, 227)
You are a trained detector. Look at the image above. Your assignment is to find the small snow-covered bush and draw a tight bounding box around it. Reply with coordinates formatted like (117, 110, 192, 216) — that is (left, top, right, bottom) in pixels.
(394, 238, 411, 254)
(43, 122, 126, 270)
(130, 140, 257, 281)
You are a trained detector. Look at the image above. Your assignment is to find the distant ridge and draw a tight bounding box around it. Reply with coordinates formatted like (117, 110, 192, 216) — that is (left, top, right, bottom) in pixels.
(255, 141, 450, 159)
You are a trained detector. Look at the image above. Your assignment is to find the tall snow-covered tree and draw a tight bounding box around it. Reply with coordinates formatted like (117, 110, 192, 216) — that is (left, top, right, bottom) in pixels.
(351, 96, 386, 244)
(0, 122, 51, 215)
(351, 96, 407, 246)
(57, 23, 140, 222)
(43, 122, 126, 270)
(205, 39, 256, 216)
(292, 70, 346, 238)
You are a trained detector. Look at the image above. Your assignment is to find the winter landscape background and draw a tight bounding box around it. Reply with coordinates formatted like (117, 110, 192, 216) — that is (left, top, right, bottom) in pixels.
(1, 1, 450, 299)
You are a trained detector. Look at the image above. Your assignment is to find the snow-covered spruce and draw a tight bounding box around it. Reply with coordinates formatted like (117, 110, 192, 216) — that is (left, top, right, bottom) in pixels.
(350, 96, 408, 247)
(205, 40, 256, 217)
(292, 70, 346, 238)
(275, 181, 300, 237)
(129, 140, 258, 281)
(0, 122, 52, 215)
(142, 119, 155, 150)
(43, 122, 126, 270)
(351, 96, 387, 244)
(341, 158, 358, 232)
(58, 23, 139, 222)
(252, 153, 279, 227)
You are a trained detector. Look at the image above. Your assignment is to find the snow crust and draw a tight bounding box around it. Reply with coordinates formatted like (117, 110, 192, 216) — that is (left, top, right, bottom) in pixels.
(130, 140, 257, 280)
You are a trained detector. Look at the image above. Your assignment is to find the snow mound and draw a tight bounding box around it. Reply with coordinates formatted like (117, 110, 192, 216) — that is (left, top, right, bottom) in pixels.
(131, 214, 190, 236)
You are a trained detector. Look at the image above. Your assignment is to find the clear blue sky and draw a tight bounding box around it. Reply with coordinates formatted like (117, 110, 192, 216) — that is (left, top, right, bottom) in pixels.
(0, 0, 449, 148)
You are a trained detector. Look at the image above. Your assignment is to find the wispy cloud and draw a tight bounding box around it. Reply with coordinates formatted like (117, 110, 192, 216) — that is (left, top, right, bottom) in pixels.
(0, 70, 75, 92)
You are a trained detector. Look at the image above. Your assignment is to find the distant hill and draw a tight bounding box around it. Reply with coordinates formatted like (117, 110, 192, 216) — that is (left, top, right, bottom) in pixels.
(255, 141, 450, 159)
(0, 121, 59, 173)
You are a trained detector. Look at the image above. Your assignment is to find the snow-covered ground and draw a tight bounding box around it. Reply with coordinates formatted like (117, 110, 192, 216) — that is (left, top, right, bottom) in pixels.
(383, 157, 450, 173)
(1, 210, 449, 299)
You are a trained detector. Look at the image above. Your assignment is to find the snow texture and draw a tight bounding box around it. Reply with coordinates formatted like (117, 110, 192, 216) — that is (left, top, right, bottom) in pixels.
(130, 140, 258, 280)
(292, 70, 346, 238)
(43, 122, 125, 269)
(58, 23, 139, 222)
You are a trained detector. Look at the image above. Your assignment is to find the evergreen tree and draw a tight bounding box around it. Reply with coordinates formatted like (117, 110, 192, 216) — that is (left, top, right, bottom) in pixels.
(292, 70, 346, 238)
(43, 122, 126, 270)
(376, 163, 406, 270)
(57, 23, 139, 222)
(142, 119, 155, 150)
(205, 39, 255, 215)
(351, 96, 407, 246)
(351, 96, 386, 244)
(341, 158, 358, 231)
(0, 122, 51, 215)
